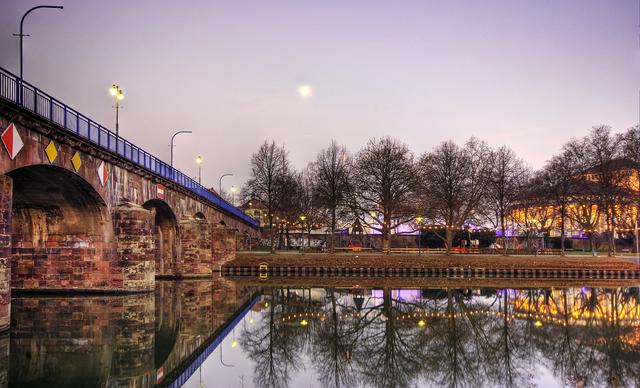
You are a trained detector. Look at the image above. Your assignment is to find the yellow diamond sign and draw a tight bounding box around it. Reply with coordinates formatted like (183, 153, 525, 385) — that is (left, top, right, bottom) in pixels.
(71, 152, 82, 172)
(44, 141, 58, 163)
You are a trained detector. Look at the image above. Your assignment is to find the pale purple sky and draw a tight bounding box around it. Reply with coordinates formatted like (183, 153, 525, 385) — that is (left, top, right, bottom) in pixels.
(1, 0, 638, 189)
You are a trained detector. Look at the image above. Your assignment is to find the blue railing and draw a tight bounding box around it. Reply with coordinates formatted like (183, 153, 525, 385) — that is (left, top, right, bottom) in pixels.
(0, 66, 258, 227)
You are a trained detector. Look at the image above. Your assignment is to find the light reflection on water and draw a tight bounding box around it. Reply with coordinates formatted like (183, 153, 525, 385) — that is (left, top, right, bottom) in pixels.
(3, 282, 640, 387)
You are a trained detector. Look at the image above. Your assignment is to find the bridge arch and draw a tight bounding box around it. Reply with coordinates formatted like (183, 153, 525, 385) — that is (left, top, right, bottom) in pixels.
(6, 164, 114, 290)
(143, 199, 179, 276)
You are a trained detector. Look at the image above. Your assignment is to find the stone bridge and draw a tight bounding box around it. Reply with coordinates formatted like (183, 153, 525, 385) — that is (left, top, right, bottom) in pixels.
(0, 66, 259, 331)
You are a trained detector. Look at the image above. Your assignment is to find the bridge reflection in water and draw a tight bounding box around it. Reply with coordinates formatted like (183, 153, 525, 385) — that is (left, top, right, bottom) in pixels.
(1, 282, 639, 387)
(2, 277, 256, 388)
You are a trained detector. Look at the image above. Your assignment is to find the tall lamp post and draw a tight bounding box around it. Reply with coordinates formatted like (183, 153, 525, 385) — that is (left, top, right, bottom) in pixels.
(196, 155, 203, 184)
(14, 5, 63, 105)
(109, 84, 124, 137)
(300, 214, 307, 253)
(219, 173, 233, 195)
(169, 130, 192, 169)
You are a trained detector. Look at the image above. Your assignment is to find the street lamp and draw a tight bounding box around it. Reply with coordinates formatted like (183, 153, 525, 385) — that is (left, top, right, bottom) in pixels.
(169, 130, 192, 169)
(219, 173, 233, 195)
(196, 155, 203, 184)
(231, 185, 237, 205)
(109, 84, 124, 137)
(14, 5, 63, 105)
(300, 214, 308, 253)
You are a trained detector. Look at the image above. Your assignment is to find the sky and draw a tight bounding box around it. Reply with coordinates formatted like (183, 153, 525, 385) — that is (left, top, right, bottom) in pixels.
(1, 0, 638, 190)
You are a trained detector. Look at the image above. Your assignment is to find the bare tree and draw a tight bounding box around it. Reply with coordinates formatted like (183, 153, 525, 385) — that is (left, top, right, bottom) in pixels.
(618, 125, 640, 252)
(538, 151, 576, 255)
(274, 166, 303, 250)
(419, 138, 493, 253)
(352, 137, 418, 254)
(310, 141, 352, 252)
(298, 169, 326, 252)
(510, 170, 554, 254)
(245, 141, 286, 253)
(484, 146, 526, 255)
(564, 127, 627, 256)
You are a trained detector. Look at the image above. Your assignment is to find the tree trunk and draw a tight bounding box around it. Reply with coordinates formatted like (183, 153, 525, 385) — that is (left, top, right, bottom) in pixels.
(500, 216, 507, 256)
(589, 234, 597, 257)
(268, 213, 275, 254)
(446, 228, 453, 255)
(560, 206, 566, 256)
(285, 228, 290, 251)
(330, 207, 336, 253)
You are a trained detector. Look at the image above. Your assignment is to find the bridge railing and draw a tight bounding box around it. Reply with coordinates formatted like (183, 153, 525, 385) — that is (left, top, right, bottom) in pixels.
(0, 66, 258, 227)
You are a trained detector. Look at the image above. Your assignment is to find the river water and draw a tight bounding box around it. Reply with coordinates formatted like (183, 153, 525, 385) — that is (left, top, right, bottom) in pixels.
(2, 278, 639, 387)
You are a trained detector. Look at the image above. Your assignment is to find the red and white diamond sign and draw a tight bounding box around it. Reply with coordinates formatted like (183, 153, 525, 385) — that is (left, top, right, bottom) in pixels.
(97, 160, 108, 186)
(1, 123, 24, 160)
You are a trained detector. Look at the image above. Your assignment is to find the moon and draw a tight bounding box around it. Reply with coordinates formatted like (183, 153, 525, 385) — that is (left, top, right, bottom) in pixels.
(297, 84, 313, 98)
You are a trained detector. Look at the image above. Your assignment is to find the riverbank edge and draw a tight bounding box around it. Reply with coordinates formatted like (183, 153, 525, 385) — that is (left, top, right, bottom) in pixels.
(227, 253, 640, 270)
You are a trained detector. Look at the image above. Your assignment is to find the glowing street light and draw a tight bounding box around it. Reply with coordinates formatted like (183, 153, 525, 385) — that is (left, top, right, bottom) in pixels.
(109, 84, 124, 137)
(416, 216, 424, 255)
(196, 155, 203, 184)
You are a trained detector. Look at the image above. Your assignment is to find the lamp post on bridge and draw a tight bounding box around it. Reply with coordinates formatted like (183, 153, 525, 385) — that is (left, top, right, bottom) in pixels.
(219, 173, 233, 196)
(14, 5, 64, 105)
(109, 84, 124, 137)
(169, 130, 192, 169)
(196, 155, 203, 184)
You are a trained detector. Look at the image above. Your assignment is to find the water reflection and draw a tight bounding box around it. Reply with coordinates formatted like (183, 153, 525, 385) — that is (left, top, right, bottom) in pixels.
(4, 278, 255, 388)
(237, 287, 640, 388)
(2, 283, 639, 387)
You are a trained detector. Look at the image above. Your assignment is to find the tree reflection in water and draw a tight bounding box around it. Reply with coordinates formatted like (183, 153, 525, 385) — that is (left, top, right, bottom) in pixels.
(240, 286, 640, 388)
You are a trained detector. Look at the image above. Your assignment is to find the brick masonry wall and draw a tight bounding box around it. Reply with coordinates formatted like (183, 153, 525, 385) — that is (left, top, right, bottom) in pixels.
(180, 218, 213, 276)
(212, 227, 237, 268)
(0, 176, 10, 332)
(114, 202, 156, 291)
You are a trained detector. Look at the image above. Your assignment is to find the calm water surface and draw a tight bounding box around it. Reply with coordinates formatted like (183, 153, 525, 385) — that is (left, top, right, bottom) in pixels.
(3, 279, 640, 387)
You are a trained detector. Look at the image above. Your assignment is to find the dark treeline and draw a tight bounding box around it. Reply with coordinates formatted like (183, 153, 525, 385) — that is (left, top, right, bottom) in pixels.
(243, 125, 640, 255)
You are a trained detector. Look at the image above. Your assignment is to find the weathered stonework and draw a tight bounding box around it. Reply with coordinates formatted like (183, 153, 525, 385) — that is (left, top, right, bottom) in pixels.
(0, 176, 11, 332)
(212, 227, 237, 267)
(114, 202, 156, 291)
(180, 217, 213, 276)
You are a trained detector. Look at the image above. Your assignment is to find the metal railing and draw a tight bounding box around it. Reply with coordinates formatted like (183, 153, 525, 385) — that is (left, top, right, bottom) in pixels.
(0, 66, 258, 227)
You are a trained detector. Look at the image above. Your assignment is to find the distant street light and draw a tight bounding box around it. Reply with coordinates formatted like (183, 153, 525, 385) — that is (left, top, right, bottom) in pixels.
(14, 5, 63, 105)
(169, 130, 192, 170)
(219, 173, 233, 195)
(109, 84, 124, 137)
(300, 214, 308, 253)
(231, 185, 237, 205)
(416, 216, 423, 256)
(196, 155, 203, 184)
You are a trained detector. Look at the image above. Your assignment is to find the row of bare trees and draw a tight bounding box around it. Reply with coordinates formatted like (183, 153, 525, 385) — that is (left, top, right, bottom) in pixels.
(244, 124, 640, 255)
